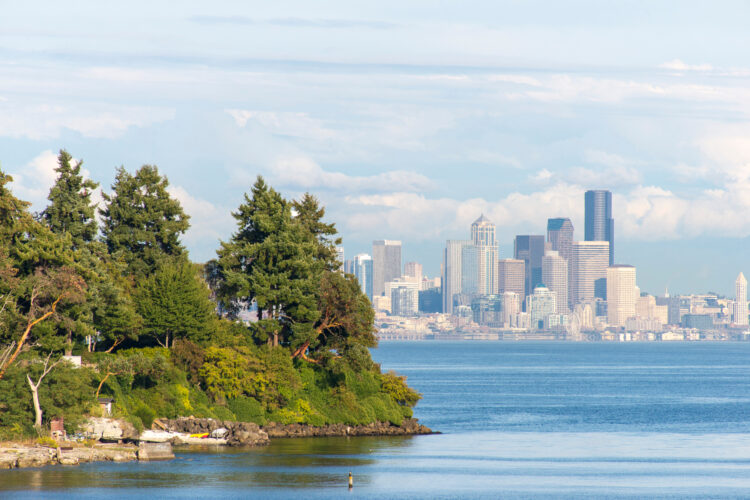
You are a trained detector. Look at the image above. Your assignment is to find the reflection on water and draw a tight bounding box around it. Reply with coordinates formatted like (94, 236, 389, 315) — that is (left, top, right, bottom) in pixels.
(5, 342, 750, 499)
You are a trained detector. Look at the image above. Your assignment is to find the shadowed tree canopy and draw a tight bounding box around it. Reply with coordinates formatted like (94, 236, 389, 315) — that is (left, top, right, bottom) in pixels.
(134, 257, 216, 348)
(41, 150, 99, 249)
(100, 165, 189, 277)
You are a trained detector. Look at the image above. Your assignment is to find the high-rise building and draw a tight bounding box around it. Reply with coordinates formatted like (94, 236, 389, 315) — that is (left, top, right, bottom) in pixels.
(514, 235, 545, 299)
(471, 215, 498, 296)
(736, 272, 748, 326)
(585, 190, 614, 266)
(442, 240, 471, 315)
(607, 265, 636, 327)
(461, 245, 480, 297)
(404, 262, 423, 284)
(498, 259, 525, 296)
(547, 218, 574, 261)
(343, 259, 355, 275)
(542, 250, 568, 313)
(372, 240, 402, 298)
(571, 241, 610, 306)
(336, 247, 345, 272)
(387, 280, 419, 316)
(353, 253, 373, 301)
(527, 285, 556, 329)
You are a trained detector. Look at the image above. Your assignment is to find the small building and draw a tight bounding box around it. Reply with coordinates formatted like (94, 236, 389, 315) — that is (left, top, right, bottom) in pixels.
(50, 417, 65, 439)
(98, 398, 115, 416)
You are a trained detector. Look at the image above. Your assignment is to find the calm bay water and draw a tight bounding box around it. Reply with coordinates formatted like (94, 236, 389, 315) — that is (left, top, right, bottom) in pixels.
(4, 341, 750, 498)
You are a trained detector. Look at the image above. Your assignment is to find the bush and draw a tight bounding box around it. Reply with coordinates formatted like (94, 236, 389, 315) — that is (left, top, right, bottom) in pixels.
(133, 404, 155, 429)
(228, 397, 266, 425)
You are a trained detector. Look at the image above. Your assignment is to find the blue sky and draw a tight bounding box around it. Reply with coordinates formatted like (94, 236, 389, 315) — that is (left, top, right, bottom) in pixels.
(2, 1, 750, 296)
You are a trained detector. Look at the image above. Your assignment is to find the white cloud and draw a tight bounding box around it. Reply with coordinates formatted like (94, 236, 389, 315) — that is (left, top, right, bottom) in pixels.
(167, 186, 233, 250)
(268, 156, 435, 193)
(226, 109, 337, 142)
(659, 59, 713, 72)
(8, 150, 59, 210)
(0, 101, 175, 140)
(530, 168, 553, 183)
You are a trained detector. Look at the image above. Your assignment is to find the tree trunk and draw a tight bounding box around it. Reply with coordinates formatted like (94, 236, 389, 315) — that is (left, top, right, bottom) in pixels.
(27, 375, 42, 428)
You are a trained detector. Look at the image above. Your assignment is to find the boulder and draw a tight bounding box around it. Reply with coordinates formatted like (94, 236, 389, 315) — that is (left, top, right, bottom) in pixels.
(83, 418, 139, 442)
(137, 442, 175, 461)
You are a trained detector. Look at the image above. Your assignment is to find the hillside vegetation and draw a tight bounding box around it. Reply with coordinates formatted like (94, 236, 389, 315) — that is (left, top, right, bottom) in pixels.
(0, 151, 419, 439)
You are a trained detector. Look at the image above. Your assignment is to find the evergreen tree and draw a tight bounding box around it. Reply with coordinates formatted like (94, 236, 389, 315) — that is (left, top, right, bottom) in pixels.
(292, 193, 341, 272)
(134, 257, 215, 347)
(100, 165, 189, 277)
(216, 177, 319, 347)
(41, 150, 99, 248)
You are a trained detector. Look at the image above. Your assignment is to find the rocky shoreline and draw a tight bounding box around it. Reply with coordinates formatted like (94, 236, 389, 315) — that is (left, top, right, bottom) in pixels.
(0, 417, 433, 470)
(0, 441, 173, 469)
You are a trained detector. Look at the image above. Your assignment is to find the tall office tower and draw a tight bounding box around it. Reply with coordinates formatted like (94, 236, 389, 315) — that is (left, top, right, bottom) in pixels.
(471, 215, 498, 295)
(542, 250, 568, 313)
(585, 190, 614, 265)
(606, 265, 636, 327)
(547, 218, 574, 261)
(461, 244, 480, 296)
(353, 253, 374, 301)
(343, 259, 355, 275)
(404, 262, 423, 283)
(526, 285, 556, 329)
(570, 241, 610, 306)
(442, 240, 471, 315)
(736, 272, 748, 325)
(498, 259, 525, 296)
(336, 247, 345, 272)
(372, 240, 402, 298)
(514, 235, 545, 298)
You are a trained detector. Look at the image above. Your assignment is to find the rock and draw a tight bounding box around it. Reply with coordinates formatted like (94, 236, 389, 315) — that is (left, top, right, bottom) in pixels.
(0, 452, 18, 469)
(83, 418, 139, 442)
(137, 442, 175, 461)
(58, 455, 79, 466)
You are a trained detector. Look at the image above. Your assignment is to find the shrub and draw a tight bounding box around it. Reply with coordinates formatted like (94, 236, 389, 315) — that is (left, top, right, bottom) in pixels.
(228, 397, 266, 425)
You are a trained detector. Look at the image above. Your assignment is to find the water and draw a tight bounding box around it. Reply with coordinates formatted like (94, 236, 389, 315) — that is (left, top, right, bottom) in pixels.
(4, 341, 750, 498)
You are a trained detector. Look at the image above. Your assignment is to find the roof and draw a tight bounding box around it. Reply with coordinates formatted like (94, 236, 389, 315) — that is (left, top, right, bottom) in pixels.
(547, 217, 571, 230)
(472, 213, 492, 225)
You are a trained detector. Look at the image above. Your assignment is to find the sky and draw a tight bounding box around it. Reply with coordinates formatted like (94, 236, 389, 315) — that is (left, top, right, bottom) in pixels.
(2, 1, 750, 296)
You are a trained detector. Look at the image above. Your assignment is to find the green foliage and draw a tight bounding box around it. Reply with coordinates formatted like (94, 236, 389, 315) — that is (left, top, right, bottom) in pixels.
(134, 258, 216, 347)
(41, 150, 99, 248)
(379, 371, 422, 407)
(228, 396, 265, 425)
(100, 165, 189, 278)
(0, 166, 422, 436)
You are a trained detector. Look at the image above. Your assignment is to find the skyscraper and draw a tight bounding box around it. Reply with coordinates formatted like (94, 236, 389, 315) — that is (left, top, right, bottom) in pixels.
(542, 250, 568, 313)
(736, 272, 748, 326)
(607, 265, 636, 327)
(404, 262, 423, 283)
(335, 246, 345, 272)
(353, 253, 373, 301)
(585, 190, 614, 265)
(442, 240, 471, 315)
(571, 241, 610, 306)
(498, 259, 525, 296)
(461, 244, 480, 297)
(514, 235, 545, 299)
(372, 240, 402, 298)
(547, 218, 574, 262)
(471, 215, 498, 296)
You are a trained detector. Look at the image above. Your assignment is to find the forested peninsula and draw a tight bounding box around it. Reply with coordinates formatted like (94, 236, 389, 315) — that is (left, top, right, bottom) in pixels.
(0, 150, 423, 444)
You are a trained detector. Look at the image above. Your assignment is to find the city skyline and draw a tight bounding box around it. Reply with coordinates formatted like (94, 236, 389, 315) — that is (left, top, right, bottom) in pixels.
(3, 2, 750, 296)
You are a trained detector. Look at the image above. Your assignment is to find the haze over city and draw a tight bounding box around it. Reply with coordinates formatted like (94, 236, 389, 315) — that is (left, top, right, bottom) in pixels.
(3, 1, 750, 295)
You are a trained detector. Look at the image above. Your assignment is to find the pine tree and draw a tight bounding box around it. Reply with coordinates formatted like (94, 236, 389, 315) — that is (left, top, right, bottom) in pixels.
(42, 150, 99, 248)
(216, 177, 319, 347)
(134, 258, 215, 347)
(100, 165, 189, 277)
